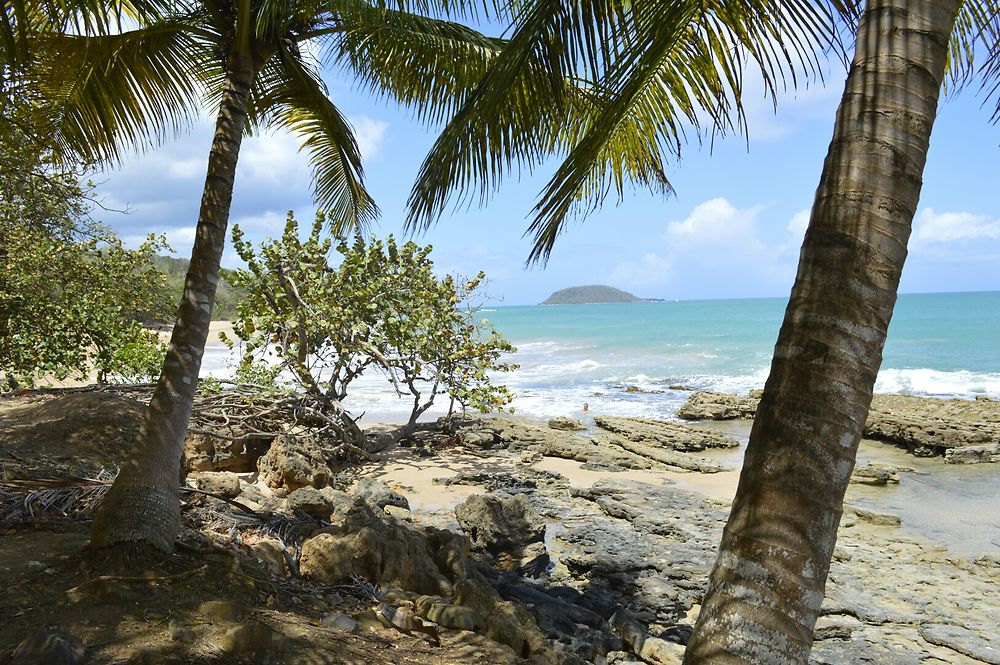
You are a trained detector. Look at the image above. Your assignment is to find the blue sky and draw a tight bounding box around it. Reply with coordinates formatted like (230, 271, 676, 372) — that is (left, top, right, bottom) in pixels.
(94, 47, 1000, 307)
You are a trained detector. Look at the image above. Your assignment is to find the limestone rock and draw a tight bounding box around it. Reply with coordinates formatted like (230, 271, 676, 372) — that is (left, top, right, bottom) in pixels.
(453, 577, 557, 661)
(844, 505, 902, 527)
(594, 416, 738, 452)
(415, 596, 484, 630)
(945, 442, 1000, 464)
(605, 435, 731, 473)
(919, 623, 1000, 664)
(320, 613, 359, 633)
(813, 614, 863, 640)
(435, 468, 569, 494)
(352, 477, 410, 511)
(287, 486, 337, 519)
(549, 417, 586, 431)
(248, 536, 288, 576)
(299, 502, 455, 596)
(610, 608, 684, 665)
(849, 462, 904, 486)
(257, 434, 331, 491)
(188, 471, 242, 498)
(676, 391, 758, 421)
(455, 493, 545, 555)
(182, 431, 271, 473)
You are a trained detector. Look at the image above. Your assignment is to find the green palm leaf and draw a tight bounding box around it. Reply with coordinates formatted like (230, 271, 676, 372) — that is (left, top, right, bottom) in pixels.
(307, 0, 505, 125)
(259, 45, 379, 231)
(34, 18, 209, 165)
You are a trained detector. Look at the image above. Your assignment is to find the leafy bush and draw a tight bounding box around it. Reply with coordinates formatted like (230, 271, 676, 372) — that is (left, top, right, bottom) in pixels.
(226, 211, 516, 428)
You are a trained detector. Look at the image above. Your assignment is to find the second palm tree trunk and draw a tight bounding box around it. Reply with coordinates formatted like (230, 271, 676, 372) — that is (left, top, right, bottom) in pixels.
(684, 0, 958, 662)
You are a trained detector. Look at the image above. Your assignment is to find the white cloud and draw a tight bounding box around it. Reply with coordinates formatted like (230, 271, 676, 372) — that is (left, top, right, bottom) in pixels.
(611, 253, 673, 286)
(237, 115, 388, 186)
(665, 197, 766, 253)
(611, 197, 801, 298)
(351, 116, 388, 161)
(231, 211, 289, 235)
(913, 208, 1000, 244)
(787, 209, 810, 237)
(240, 130, 307, 185)
(167, 157, 205, 180)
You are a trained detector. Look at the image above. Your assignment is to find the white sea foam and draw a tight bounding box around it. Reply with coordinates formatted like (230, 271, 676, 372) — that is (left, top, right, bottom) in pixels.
(875, 368, 1000, 399)
(196, 336, 999, 426)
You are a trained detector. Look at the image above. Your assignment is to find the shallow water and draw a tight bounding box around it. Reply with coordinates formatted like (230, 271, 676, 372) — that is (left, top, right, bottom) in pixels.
(696, 420, 1000, 558)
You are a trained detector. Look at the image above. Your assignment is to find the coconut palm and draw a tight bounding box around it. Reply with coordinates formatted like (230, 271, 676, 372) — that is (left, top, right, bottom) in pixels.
(22, 0, 536, 556)
(407, 0, 998, 660)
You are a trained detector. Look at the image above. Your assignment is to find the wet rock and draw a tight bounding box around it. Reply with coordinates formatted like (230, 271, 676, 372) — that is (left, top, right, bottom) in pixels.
(676, 391, 759, 421)
(455, 494, 546, 556)
(188, 471, 242, 497)
(257, 434, 331, 491)
(945, 442, 1000, 464)
(594, 417, 738, 452)
(844, 505, 901, 528)
(849, 462, 906, 486)
(351, 477, 410, 511)
(549, 417, 586, 431)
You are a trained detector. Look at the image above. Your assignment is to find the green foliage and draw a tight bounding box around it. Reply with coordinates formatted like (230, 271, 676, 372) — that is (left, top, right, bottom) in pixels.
(148, 254, 247, 321)
(0, 111, 170, 388)
(227, 211, 517, 425)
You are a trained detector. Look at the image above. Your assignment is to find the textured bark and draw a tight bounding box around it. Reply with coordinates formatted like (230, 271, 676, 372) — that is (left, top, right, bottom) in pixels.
(684, 1, 958, 662)
(90, 54, 255, 552)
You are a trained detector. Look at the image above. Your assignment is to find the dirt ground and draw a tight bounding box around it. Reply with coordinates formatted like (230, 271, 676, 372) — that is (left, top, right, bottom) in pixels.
(0, 392, 530, 665)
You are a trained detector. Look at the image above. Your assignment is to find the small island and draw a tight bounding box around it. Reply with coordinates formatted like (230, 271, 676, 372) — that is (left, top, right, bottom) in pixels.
(540, 284, 664, 305)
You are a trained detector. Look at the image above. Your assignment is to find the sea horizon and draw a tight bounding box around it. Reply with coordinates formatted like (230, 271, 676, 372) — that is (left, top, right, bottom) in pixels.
(201, 290, 1000, 424)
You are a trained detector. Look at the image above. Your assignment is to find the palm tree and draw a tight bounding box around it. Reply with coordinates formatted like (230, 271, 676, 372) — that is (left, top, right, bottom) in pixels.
(24, 0, 533, 556)
(407, 0, 998, 660)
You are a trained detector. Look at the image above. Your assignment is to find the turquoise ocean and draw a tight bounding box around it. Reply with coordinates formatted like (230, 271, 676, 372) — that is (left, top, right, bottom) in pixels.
(203, 290, 1000, 422)
(481, 290, 1000, 421)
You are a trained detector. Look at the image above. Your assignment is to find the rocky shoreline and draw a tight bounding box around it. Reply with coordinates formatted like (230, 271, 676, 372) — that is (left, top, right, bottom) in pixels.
(3, 389, 999, 664)
(678, 390, 1000, 463)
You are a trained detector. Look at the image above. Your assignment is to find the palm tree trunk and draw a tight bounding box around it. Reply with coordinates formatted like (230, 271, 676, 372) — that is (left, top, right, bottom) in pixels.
(684, 1, 958, 662)
(90, 53, 255, 554)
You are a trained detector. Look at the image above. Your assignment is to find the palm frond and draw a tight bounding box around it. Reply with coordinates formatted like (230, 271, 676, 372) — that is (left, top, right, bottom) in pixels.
(34, 17, 211, 165)
(314, 0, 505, 126)
(258, 45, 379, 232)
(945, 0, 1000, 121)
(406, 0, 856, 262)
